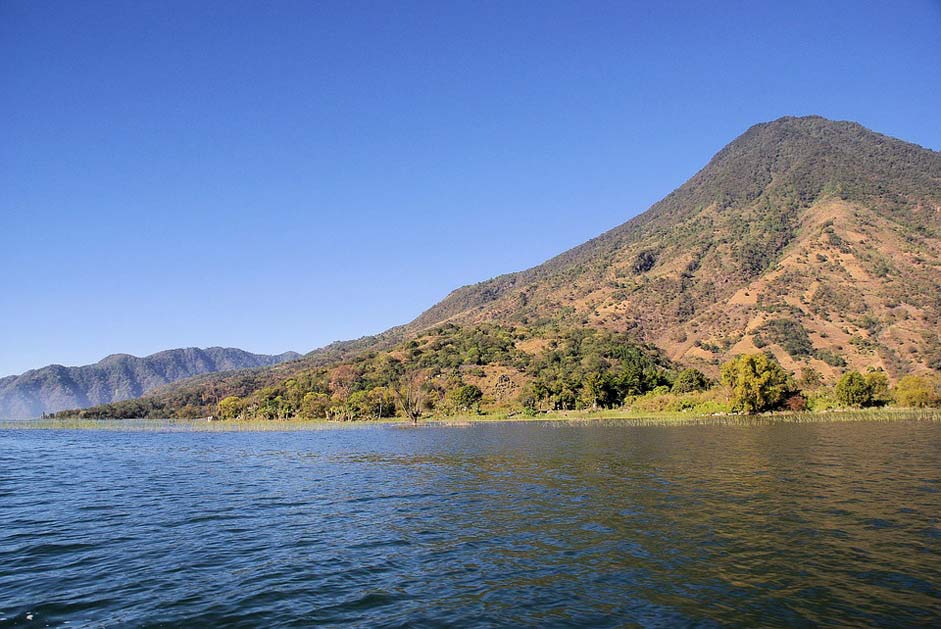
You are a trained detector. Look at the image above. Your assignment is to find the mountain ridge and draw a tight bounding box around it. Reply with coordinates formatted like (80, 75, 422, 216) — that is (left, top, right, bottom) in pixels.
(0, 347, 300, 419)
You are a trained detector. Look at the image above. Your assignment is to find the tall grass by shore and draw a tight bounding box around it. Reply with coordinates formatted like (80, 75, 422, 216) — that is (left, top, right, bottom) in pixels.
(0, 417, 380, 432)
(2, 408, 939, 432)
(432, 407, 941, 426)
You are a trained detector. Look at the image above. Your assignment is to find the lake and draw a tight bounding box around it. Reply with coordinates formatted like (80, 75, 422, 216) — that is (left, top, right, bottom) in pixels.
(1, 420, 939, 627)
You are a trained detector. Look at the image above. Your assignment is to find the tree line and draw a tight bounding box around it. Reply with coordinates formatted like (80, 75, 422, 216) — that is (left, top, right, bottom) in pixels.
(54, 323, 941, 421)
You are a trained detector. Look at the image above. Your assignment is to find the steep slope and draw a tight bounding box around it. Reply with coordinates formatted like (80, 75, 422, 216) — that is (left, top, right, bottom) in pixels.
(0, 347, 300, 419)
(411, 116, 941, 379)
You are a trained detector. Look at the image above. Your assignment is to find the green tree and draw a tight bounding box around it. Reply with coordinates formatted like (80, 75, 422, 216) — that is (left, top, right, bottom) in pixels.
(798, 367, 822, 391)
(864, 369, 890, 406)
(448, 384, 483, 413)
(893, 375, 941, 408)
(720, 353, 794, 413)
(672, 368, 709, 394)
(368, 386, 397, 418)
(578, 372, 608, 409)
(834, 371, 873, 407)
(256, 386, 289, 419)
(343, 390, 366, 420)
(217, 396, 243, 420)
(300, 392, 331, 419)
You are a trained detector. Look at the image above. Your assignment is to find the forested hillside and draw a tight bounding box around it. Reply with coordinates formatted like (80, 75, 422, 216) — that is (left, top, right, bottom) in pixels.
(58, 324, 685, 420)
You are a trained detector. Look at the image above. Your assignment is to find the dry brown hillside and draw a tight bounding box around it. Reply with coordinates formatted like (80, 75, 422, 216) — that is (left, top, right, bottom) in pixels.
(409, 116, 941, 380)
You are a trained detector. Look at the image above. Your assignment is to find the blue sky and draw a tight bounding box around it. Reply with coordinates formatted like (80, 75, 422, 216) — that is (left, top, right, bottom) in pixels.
(1, 0, 940, 376)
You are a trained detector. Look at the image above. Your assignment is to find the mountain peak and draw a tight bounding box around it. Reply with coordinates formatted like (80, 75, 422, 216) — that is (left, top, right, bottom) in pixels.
(98, 353, 134, 364)
(724, 115, 918, 156)
(759, 113, 848, 127)
(408, 116, 941, 379)
(747, 114, 864, 134)
(681, 114, 941, 216)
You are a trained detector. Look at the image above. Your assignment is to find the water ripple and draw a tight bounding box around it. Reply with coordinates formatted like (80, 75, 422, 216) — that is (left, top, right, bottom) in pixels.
(0, 421, 939, 626)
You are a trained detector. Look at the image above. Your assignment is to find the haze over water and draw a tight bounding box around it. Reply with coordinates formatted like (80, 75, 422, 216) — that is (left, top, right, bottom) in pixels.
(2, 420, 939, 626)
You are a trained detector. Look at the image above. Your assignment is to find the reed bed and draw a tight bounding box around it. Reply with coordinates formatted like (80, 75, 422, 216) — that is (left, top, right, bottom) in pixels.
(2, 407, 938, 432)
(426, 408, 941, 428)
(0, 418, 397, 432)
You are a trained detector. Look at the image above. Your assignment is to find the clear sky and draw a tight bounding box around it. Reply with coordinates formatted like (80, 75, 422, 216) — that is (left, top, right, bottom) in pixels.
(1, 0, 940, 376)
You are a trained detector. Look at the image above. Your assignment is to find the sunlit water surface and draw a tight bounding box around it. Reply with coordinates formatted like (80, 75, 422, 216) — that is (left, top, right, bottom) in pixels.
(1, 420, 939, 627)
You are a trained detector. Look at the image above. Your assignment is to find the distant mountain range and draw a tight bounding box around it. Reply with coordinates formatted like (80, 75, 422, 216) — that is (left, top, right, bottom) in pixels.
(0, 348, 300, 419)
(49, 115, 941, 419)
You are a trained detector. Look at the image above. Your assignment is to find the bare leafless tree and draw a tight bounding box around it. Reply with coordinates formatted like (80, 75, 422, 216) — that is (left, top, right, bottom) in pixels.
(384, 360, 426, 424)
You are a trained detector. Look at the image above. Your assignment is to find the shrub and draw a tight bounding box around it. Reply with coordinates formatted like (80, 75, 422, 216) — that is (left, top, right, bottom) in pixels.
(806, 391, 840, 412)
(785, 394, 808, 411)
(814, 349, 847, 367)
(756, 318, 813, 358)
(627, 389, 730, 415)
(631, 249, 658, 274)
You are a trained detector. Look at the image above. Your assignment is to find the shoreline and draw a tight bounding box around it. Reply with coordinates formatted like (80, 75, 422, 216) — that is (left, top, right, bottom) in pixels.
(2, 408, 939, 432)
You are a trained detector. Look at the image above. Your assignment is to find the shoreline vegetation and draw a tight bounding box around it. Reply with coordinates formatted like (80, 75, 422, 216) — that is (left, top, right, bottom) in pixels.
(45, 325, 941, 427)
(5, 407, 940, 432)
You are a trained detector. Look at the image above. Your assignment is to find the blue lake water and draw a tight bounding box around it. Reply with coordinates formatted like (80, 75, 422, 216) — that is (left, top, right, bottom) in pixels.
(1, 420, 940, 627)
